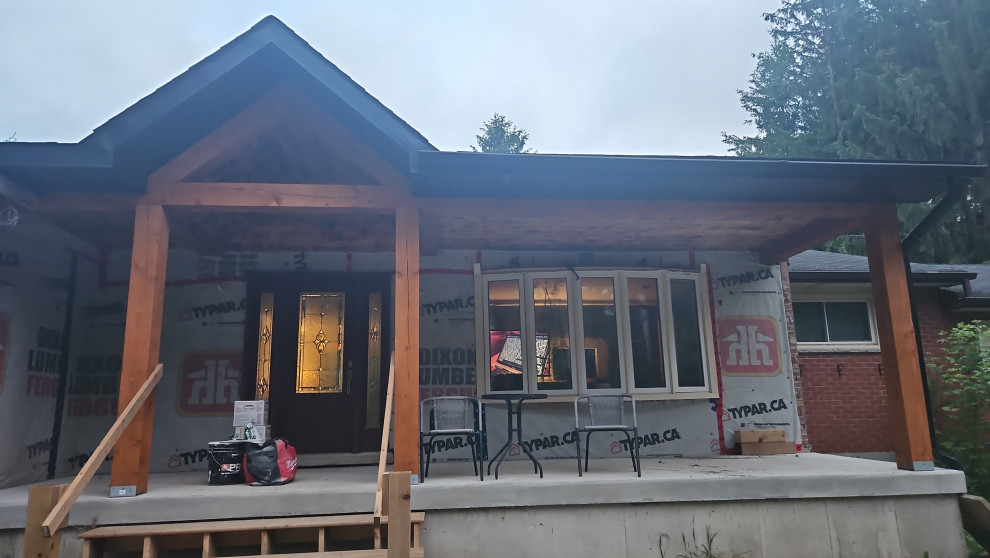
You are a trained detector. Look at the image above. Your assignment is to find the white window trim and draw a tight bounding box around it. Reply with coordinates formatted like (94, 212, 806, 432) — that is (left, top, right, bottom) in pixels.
(792, 288, 880, 353)
(474, 264, 719, 401)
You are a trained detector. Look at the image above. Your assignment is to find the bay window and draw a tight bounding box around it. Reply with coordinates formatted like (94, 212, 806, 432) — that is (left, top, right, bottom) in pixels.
(477, 267, 717, 399)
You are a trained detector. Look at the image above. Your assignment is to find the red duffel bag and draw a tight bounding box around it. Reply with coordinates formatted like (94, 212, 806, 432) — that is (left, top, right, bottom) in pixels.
(243, 438, 298, 486)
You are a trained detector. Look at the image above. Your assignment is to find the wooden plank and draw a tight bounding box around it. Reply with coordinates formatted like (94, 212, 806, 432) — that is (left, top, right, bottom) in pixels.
(110, 204, 170, 493)
(43, 365, 163, 536)
(865, 204, 933, 470)
(202, 532, 217, 558)
(23, 484, 66, 558)
(393, 206, 420, 476)
(141, 536, 158, 558)
(734, 430, 787, 444)
(149, 85, 293, 185)
(375, 354, 397, 518)
(960, 494, 990, 551)
(80, 540, 97, 558)
(79, 513, 426, 538)
(260, 530, 273, 554)
(231, 550, 424, 558)
(144, 182, 407, 210)
(386, 472, 412, 558)
(738, 441, 796, 455)
(317, 528, 327, 552)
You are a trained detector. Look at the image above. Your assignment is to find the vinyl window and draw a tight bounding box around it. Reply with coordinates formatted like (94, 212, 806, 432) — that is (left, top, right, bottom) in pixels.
(478, 267, 718, 399)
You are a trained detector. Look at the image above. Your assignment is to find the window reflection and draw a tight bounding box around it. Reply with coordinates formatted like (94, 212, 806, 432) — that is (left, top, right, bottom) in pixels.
(627, 277, 665, 388)
(581, 277, 621, 389)
(533, 278, 572, 391)
(488, 280, 524, 391)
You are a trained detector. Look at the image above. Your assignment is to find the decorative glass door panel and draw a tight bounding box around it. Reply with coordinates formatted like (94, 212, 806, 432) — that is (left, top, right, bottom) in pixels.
(296, 293, 345, 393)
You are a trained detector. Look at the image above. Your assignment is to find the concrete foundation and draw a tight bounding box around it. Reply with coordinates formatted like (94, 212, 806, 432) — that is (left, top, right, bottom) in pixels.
(0, 454, 969, 558)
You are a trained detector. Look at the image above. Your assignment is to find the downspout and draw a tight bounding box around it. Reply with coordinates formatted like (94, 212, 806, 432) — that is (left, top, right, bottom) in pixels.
(900, 179, 965, 471)
(47, 250, 79, 479)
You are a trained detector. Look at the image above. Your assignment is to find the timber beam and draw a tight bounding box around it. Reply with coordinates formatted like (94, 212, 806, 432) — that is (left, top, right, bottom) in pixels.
(144, 181, 408, 210)
(865, 204, 934, 471)
(393, 205, 420, 477)
(110, 205, 170, 493)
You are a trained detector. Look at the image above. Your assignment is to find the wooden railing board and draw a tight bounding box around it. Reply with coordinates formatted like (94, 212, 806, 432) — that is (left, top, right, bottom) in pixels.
(42, 363, 163, 537)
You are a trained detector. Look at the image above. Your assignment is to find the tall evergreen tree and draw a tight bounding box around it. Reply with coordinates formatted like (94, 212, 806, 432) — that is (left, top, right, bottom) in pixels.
(471, 113, 532, 153)
(725, 0, 990, 263)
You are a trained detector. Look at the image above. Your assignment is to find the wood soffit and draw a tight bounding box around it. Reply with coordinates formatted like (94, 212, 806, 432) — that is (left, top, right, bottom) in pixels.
(36, 187, 877, 259)
(28, 84, 882, 258)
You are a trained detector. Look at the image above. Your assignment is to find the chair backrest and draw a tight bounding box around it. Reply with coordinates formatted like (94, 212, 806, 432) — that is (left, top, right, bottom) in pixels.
(575, 394, 636, 428)
(422, 397, 477, 431)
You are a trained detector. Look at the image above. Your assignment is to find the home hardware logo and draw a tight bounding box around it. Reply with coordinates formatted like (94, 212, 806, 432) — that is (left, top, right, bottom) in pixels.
(178, 353, 242, 416)
(717, 316, 781, 376)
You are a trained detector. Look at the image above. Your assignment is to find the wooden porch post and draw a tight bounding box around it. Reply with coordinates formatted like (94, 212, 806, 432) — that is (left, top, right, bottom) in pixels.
(110, 205, 170, 493)
(864, 204, 934, 471)
(394, 205, 420, 477)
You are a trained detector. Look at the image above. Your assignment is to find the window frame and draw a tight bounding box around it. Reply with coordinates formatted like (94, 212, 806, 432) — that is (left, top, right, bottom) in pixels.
(791, 287, 880, 353)
(475, 265, 719, 401)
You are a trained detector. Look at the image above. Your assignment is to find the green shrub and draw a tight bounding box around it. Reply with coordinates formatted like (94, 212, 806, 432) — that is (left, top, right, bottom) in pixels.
(929, 322, 990, 500)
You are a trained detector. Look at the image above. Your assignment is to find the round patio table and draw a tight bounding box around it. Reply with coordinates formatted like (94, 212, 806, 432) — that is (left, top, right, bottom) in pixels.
(481, 393, 549, 479)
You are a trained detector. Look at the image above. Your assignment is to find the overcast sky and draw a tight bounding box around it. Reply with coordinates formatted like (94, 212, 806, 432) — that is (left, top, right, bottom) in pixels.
(0, 1, 780, 155)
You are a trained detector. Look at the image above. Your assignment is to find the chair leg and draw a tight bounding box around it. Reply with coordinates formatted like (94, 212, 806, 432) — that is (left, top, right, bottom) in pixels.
(475, 434, 484, 481)
(584, 432, 593, 472)
(419, 436, 426, 481)
(469, 436, 479, 476)
(575, 429, 582, 477)
(622, 431, 638, 475)
(634, 428, 641, 477)
(424, 435, 436, 479)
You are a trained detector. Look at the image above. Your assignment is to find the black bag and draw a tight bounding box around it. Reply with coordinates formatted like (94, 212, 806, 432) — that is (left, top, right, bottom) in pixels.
(243, 438, 298, 485)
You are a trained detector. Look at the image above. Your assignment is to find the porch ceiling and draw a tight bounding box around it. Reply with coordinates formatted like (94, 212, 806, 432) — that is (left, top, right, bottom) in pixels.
(420, 199, 875, 262)
(39, 196, 872, 262)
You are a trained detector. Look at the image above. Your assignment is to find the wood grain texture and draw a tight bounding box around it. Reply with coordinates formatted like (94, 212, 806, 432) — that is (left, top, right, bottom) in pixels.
(78, 513, 426, 538)
(145, 182, 407, 210)
(23, 484, 66, 558)
(386, 472, 412, 558)
(110, 205, 170, 493)
(865, 204, 933, 470)
(43, 365, 162, 535)
(393, 207, 420, 476)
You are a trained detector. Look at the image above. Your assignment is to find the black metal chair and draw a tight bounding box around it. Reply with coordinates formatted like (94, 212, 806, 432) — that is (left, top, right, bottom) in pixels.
(573, 394, 640, 477)
(420, 396, 484, 481)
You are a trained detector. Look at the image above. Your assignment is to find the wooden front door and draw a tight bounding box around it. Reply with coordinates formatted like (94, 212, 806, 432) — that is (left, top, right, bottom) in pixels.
(246, 273, 390, 454)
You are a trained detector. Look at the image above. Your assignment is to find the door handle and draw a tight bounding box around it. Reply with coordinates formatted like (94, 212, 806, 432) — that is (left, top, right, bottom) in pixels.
(346, 360, 353, 395)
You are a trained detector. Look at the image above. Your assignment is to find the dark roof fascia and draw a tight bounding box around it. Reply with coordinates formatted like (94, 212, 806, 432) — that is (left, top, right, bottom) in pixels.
(83, 16, 434, 156)
(409, 150, 986, 202)
(413, 150, 984, 181)
(789, 270, 977, 286)
(0, 142, 112, 169)
(943, 296, 990, 312)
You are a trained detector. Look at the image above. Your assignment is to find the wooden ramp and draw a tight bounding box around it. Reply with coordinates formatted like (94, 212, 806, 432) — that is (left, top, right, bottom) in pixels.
(960, 494, 990, 553)
(77, 512, 425, 557)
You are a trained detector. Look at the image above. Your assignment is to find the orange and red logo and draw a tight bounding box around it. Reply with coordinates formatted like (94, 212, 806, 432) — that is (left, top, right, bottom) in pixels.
(717, 317, 782, 376)
(178, 352, 242, 416)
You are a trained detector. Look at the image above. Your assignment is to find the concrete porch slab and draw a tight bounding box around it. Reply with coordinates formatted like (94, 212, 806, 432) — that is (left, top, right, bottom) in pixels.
(0, 453, 965, 530)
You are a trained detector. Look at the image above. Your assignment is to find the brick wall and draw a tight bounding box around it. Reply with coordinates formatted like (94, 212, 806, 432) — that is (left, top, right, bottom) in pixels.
(796, 286, 965, 455)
